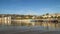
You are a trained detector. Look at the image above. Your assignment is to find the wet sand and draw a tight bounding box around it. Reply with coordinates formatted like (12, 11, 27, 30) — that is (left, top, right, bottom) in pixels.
(0, 26, 60, 34)
(41, 31, 60, 34)
(0, 29, 60, 34)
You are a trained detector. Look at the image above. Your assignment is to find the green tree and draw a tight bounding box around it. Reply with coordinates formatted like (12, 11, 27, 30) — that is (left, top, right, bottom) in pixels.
(46, 13, 49, 15)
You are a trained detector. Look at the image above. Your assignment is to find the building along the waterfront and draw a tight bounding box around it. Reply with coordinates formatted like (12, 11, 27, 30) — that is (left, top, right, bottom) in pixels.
(0, 13, 60, 25)
(42, 13, 60, 19)
(0, 15, 11, 25)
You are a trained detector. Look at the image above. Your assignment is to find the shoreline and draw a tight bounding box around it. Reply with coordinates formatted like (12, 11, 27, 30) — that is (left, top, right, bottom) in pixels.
(0, 29, 60, 34)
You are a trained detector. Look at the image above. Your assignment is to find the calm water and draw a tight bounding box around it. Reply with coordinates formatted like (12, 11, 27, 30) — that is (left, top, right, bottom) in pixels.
(0, 22, 60, 31)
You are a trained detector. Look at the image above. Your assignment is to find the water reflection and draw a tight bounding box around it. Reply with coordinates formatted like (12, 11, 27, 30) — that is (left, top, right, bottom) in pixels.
(0, 22, 60, 31)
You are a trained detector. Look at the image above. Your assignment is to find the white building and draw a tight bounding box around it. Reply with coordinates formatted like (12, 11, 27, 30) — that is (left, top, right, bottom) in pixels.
(0, 16, 11, 25)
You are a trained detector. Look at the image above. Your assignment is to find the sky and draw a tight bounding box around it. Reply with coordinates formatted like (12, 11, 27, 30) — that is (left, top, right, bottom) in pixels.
(0, 0, 60, 15)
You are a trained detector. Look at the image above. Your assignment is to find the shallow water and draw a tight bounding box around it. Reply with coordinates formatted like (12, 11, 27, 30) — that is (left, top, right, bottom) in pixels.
(0, 22, 60, 31)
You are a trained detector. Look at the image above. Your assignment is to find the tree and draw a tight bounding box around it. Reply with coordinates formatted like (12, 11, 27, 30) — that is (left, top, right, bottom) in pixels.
(46, 13, 49, 15)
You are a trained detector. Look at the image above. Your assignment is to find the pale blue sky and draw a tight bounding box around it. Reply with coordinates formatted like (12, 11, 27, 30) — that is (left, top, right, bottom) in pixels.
(0, 0, 60, 15)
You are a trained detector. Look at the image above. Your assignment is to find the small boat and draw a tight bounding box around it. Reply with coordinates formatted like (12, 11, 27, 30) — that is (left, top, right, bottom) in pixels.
(50, 20, 58, 23)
